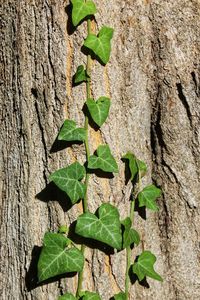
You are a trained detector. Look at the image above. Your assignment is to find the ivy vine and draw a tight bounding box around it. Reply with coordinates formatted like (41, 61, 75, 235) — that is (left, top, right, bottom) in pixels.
(37, 1, 163, 299)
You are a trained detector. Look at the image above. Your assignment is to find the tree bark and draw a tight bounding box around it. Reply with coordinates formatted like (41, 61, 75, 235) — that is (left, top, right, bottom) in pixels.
(0, 0, 200, 299)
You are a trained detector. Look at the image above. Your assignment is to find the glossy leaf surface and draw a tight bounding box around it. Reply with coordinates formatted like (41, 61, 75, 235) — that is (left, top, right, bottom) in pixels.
(138, 185, 161, 211)
(74, 65, 89, 84)
(71, 0, 97, 26)
(76, 203, 122, 249)
(88, 145, 118, 173)
(86, 97, 111, 127)
(122, 217, 140, 248)
(132, 250, 163, 282)
(58, 120, 86, 142)
(58, 293, 76, 300)
(49, 162, 86, 204)
(84, 26, 114, 64)
(38, 233, 84, 282)
(81, 291, 101, 300)
(113, 292, 126, 300)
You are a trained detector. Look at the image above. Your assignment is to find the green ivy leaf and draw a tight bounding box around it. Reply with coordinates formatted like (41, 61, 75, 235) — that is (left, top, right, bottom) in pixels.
(58, 293, 77, 300)
(86, 97, 111, 127)
(132, 250, 163, 282)
(74, 65, 89, 84)
(88, 145, 118, 173)
(58, 120, 86, 142)
(113, 292, 126, 300)
(121, 217, 140, 248)
(122, 152, 147, 181)
(138, 185, 161, 211)
(81, 291, 101, 300)
(84, 26, 114, 65)
(71, 0, 97, 27)
(76, 203, 122, 249)
(49, 162, 86, 204)
(38, 233, 84, 282)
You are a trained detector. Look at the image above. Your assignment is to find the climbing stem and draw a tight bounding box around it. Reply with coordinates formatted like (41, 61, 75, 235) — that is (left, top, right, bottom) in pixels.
(76, 17, 92, 298)
(125, 197, 135, 300)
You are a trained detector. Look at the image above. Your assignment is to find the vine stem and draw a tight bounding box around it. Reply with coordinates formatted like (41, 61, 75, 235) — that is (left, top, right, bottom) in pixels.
(125, 170, 141, 300)
(125, 199, 135, 300)
(76, 17, 92, 298)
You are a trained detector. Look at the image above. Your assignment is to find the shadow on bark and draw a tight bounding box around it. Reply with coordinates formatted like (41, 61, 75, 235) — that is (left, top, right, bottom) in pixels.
(50, 137, 83, 153)
(129, 260, 150, 289)
(82, 103, 100, 132)
(121, 158, 147, 220)
(25, 246, 77, 291)
(36, 182, 74, 212)
(65, 4, 96, 36)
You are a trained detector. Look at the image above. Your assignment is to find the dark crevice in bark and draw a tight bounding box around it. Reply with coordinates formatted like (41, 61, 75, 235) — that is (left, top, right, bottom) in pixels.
(176, 83, 193, 128)
(34, 100, 48, 167)
(191, 71, 200, 97)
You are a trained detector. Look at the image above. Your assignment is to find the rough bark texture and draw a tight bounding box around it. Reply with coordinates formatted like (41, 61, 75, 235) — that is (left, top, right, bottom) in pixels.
(0, 0, 200, 299)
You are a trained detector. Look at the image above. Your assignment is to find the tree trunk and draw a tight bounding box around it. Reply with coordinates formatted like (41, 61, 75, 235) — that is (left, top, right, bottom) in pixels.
(1, 0, 200, 299)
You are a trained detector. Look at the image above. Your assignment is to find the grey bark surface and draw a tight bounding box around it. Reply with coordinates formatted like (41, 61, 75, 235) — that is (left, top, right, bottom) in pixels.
(0, 0, 200, 299)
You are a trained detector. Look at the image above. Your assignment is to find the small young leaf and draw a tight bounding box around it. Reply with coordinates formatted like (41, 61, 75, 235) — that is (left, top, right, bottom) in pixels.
(132, 250, 163, 282)
(81, 291, 101, 300)
(122, 152, 147, 181)
(74, 65, 89, 84)
(88, 145, 118, 173)
(113, 292, 126, 300)
(58, 120, 86, 142)
(58, 293, 77, 300)
(86, 97, 111, 127)
(138, 185, 161, 211)
(121, 217, 140, 248)
(84, 26, 114, 65)
(71, 0, 97, 27)
(38, 233, 84, 282)
(58, 225, 68, 234)
(76, 203, 122, 250)
(49, 162, 86, 204)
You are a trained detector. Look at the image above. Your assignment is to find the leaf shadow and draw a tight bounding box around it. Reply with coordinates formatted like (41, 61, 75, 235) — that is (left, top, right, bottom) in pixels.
(121, 157, 132, 185)
(129, 256, 150, 288)
(87, 167, 114, 179)
(68, 221, 115, 255)
(134, 197, 146, 220)
(65, 4, 96, 36)
(50, 134, 83, 153)
(25, 245, 77, 291)
(81, 44, 106, 66)
(122, 157, 146, 220)
(36, 182, 74, 213)
(82, 103, 100, 132)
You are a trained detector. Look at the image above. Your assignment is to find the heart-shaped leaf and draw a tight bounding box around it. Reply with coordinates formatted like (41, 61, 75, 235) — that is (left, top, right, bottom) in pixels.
(122, 152, 147, 181)
(76, 203, 122, 249)
(71, 0, 97, 27)
(138, 185, 161, 211)
(58, 120, 86, 142)
(132, 250, 163, 282)
(86, 97, 111, 127)
(113, 292, 126, 300)
(38, 233, 84, 282)
(84, 26, 114, 65)
(74, 65, 89, 84)
(49, 162, 86, 204)
(80, 291, 101, 300)
(121, 217, 140, 248)
(58, 293, 76, 300)
(88, 145, 118, 173)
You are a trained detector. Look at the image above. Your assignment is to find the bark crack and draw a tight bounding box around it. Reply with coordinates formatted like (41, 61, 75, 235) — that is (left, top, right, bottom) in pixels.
(176, 83, 193, 128)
